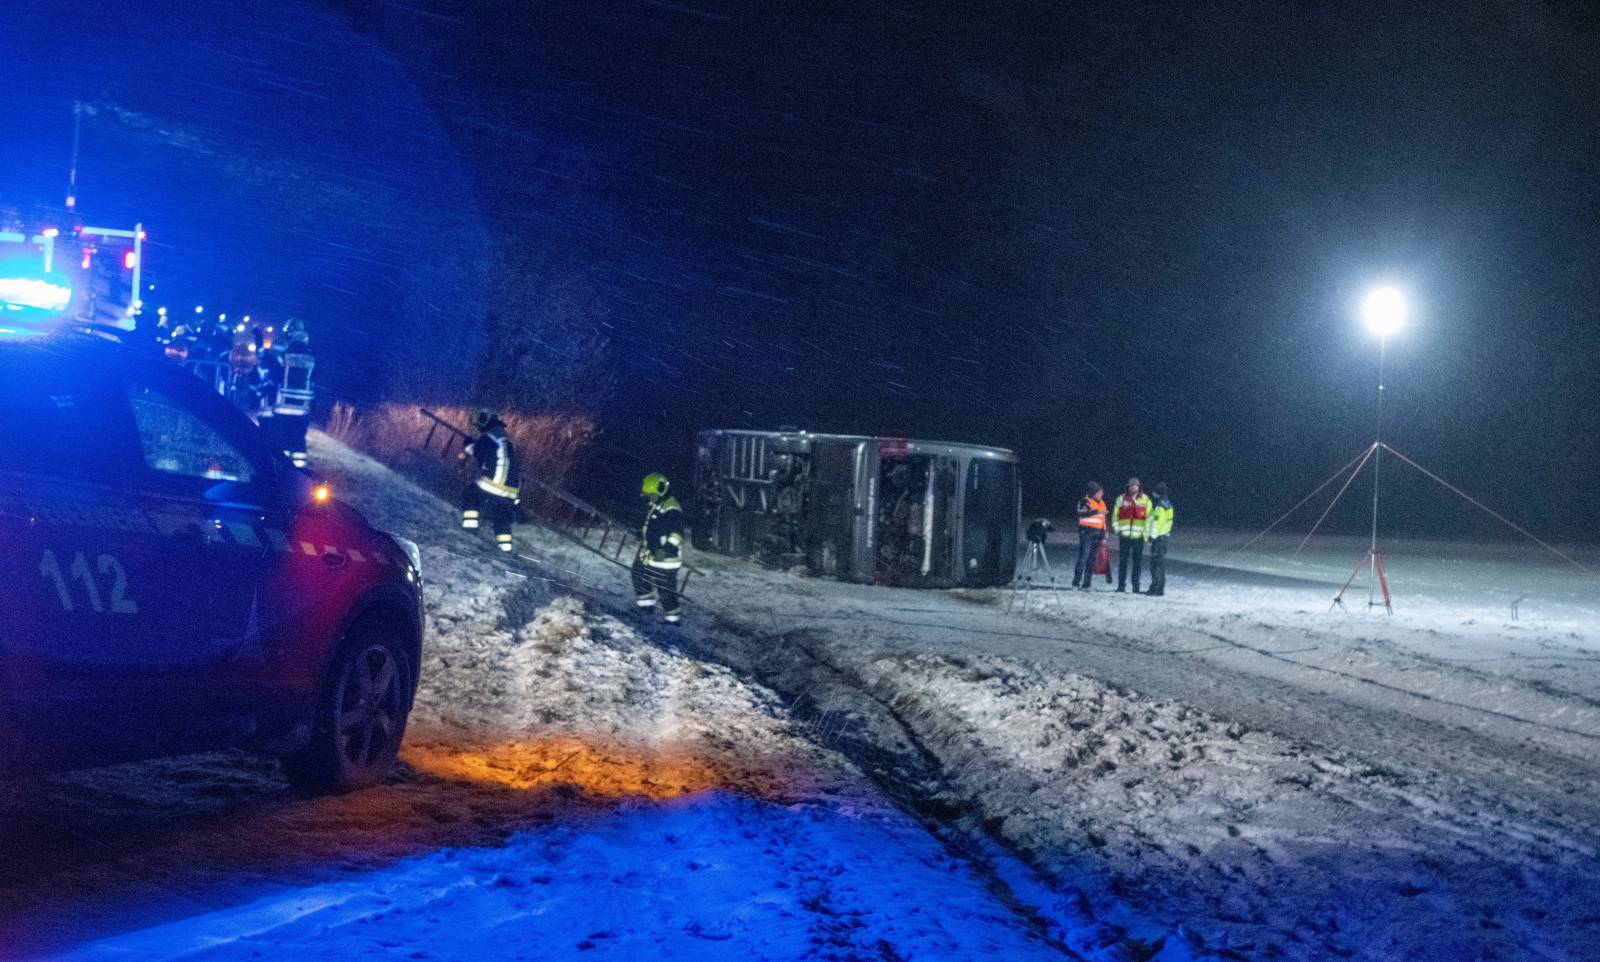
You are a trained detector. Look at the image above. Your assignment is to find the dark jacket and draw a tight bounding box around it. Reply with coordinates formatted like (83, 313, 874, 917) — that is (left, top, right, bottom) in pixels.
(467, 421, 521, 497)
(641, 497, 685, 569)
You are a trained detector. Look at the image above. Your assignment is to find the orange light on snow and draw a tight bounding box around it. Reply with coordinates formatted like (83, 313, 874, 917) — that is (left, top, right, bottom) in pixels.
(312, 483, 332, 504)
(402, 735, 738, 801)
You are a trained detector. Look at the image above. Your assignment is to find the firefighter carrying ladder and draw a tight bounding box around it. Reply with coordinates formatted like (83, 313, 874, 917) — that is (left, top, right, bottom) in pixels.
(416, 408, 701, 594)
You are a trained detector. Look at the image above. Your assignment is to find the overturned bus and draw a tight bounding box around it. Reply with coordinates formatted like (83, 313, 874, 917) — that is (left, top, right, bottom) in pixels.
(692, 429, 1020, 588)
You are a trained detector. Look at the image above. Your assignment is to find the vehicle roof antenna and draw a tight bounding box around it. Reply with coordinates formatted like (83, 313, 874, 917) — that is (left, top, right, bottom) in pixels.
(66, 102, 83, 212)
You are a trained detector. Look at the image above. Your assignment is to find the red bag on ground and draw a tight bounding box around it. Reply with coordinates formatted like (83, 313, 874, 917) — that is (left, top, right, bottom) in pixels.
(1093, 539, 1111, 579)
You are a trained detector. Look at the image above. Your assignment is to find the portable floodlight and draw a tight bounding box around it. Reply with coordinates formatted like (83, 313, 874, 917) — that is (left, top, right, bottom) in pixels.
(1342, 285, 1408, 612)
(1261, 280, 1591, 618)
(1362, 286, 1405, 339)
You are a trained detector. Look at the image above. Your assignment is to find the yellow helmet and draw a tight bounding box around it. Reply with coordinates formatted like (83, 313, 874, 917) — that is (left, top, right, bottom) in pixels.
(641, 472, 670, 497)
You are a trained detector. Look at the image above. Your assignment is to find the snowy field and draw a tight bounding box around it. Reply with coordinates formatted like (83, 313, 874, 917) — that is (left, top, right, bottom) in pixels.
(4, 434, 1597, 961)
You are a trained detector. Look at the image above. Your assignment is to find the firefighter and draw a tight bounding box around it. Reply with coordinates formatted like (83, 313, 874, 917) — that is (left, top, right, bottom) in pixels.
(1071, 481, 1108, 590)
(203, 317, 233, 357)
(235, 326, 275, 420)
(1111, 477, 1153, 593)
(460, 409, 521, 552)
(1147, 482, 1175, 596)
(633, 472, 685, 624)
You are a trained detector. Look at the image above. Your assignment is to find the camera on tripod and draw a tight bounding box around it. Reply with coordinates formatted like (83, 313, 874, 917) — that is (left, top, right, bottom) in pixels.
(1011, 517, 1059, 611)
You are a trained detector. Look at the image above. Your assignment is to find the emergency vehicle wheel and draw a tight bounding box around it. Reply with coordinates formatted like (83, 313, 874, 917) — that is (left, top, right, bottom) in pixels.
(282, 618, 412, 796)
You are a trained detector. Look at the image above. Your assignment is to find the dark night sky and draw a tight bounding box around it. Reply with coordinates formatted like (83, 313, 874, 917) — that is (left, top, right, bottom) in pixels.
(5, 1, 1598, 538)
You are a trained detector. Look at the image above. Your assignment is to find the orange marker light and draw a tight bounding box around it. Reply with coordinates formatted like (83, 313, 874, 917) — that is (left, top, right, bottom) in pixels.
(312, 483, 332, 505)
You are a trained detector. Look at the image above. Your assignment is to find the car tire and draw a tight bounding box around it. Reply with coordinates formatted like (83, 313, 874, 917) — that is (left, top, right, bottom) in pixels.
(282, 614, 412, 796)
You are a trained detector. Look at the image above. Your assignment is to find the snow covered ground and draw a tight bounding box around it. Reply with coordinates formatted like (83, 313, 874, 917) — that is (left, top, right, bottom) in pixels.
(530, 503, 1600, 959)
(6, 434, 1596, 961)
(1, 436, 1098, 961)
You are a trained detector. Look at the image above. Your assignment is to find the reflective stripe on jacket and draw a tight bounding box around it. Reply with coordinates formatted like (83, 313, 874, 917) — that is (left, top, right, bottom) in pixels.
(641, 497, 685, 569)
(469, 426, 521, 500)
(475, 475, 519, 499)
(1150, 498, 1175, 539)
(1112, 493, 1153, 539)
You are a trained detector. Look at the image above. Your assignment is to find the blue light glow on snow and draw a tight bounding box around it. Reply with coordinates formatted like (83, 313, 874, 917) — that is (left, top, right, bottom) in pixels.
(43, 792, 1066, 961)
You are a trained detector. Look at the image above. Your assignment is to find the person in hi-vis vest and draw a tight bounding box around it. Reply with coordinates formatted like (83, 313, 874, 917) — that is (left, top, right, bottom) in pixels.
(1147, 482, 1175, 596)
(460, 410, 520, 553)
(1111, 477, 1153, 593)
(633, 472, 685, 624)
(1072, 481, 1108, 590)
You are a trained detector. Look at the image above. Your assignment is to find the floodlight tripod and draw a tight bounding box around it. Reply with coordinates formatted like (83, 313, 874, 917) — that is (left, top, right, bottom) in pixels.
(1225, 336, 1595, 613)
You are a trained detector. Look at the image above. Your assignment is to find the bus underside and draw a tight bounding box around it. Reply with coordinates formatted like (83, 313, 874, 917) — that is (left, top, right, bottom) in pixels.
(693, 430, 1020, 589)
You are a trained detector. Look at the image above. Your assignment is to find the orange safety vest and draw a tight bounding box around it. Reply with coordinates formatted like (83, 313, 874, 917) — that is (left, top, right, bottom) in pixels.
(1079, 496, 1107, 530)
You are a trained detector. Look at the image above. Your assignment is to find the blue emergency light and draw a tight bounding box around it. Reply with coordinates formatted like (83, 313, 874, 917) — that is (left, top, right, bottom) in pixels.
(0, 257, 75, 334)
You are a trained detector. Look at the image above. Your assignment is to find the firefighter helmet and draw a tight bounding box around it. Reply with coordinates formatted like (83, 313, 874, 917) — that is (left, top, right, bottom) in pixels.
(642, 472, 670, 497)
(473, 409, 495, 431)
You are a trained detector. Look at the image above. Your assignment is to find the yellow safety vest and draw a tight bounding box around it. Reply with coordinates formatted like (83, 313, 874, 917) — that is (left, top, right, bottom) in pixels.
(1150, 500, 1174, 539)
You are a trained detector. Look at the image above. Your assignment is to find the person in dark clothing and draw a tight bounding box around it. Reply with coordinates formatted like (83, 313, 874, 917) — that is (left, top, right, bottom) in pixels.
(633, 472, 686, 623)
(1072, 481, 1108, 590)
(459, 409, 521, 552)
(1147, 482, 1175, 596)
(234, 327, 275, 420)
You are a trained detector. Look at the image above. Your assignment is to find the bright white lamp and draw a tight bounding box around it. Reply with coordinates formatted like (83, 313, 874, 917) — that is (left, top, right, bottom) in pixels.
(1362, 286, 1405, 339)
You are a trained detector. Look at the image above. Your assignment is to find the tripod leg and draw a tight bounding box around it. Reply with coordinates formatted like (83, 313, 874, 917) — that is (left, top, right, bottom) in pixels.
(1375, 552, 1393, 613)
(1012, 544, 1036, 616)
(1332, 553, 1368, 610)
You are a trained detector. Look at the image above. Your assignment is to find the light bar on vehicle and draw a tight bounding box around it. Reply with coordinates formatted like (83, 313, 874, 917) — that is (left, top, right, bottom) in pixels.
(0, 276, 73, 313)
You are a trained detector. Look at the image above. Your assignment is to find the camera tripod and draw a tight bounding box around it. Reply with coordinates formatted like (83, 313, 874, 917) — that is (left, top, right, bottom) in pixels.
(1007, 538, 1061, 615)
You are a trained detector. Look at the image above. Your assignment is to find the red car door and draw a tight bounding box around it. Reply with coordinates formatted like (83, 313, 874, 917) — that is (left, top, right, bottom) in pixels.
(0, 343, 160, 768)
